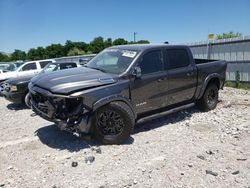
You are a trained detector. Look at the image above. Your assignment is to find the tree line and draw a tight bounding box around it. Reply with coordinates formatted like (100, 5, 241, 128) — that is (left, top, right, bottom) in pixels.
(0, 37, 150, 62)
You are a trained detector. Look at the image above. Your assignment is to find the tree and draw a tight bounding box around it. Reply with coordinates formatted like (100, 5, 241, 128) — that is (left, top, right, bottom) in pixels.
(136, 40, 150, 44)
(11, 49, 26, 61)
(27, 47, 47, 60)
(0, 52, 10, 62)
(104, 38, 112, 48)
(45, 44, 66, 58)
(67, 47, 85, 56)
(88, 36, 105, 53)
(113, 38, 128, 46)
(216, 32, 242, 40)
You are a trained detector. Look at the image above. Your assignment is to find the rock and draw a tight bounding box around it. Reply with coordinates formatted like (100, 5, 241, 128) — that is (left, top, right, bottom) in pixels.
(7, 166, 13, 170)
(71, 162, 78, 167)
(85, 156, 95, 164)
(206, 150, 215, 155)
(232, 170, 240, 175)
(188, 164, 193, 168)
(0, 184, 5, 187)
(206, 170, 218, 176)
(237, 158, 247, 161)
(197, 155, 205, 160)
(133, 179, 137, 184)
(91, 146, 102, 154)
(180, 172, 184, 175)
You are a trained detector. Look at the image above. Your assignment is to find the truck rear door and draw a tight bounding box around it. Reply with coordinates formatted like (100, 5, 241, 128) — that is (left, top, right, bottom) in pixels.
(164, 48, 197, 105)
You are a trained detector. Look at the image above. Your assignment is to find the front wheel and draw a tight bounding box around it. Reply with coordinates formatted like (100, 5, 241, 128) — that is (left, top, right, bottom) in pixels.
(92, 102, 134, 145)
(197, 83, 218, 111)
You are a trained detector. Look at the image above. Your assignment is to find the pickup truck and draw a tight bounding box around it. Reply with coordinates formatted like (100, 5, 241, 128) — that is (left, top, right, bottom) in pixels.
(0, 59, 55, 83)
(29, 44, 227, 144)
(1, 61, 82, 108)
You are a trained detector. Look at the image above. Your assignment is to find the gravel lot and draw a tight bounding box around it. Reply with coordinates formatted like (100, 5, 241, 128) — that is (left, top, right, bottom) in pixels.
(0, 87, 249, 188)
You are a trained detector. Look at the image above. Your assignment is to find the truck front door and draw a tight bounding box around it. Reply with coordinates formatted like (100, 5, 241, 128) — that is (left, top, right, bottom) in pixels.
(165, 48, 197, 106)
(131, 50, 167, 114)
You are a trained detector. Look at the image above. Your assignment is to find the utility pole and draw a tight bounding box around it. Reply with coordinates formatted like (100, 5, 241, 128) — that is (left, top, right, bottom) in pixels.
(134, 32, 137, 43)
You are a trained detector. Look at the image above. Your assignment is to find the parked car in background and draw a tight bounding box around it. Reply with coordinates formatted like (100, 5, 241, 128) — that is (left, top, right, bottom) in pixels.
(0, 64, 10, 72)
(1, 61, 81, 108)
(0, 62, 24, 74)
(29, 44, 227, 144)
(0, 59, 55, 83)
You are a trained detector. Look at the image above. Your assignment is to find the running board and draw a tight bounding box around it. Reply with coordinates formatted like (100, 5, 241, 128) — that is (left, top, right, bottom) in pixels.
(136, 103, 195, 124)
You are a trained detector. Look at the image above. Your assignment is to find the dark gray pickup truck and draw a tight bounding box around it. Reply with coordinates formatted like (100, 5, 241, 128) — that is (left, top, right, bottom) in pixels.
(29, 44, 227, 144)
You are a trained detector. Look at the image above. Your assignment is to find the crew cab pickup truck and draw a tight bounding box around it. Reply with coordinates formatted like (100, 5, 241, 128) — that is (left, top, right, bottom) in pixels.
(0, 59, 55, 83)
(29, 44, 227, 144)
(2, 61, 82, 108)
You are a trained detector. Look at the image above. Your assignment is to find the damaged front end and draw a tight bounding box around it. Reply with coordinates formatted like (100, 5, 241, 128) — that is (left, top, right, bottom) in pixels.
(29, 85, 92, 134)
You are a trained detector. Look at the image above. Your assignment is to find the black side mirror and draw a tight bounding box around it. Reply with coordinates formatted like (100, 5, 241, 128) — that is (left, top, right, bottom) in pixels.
(133, 66, 142, 78)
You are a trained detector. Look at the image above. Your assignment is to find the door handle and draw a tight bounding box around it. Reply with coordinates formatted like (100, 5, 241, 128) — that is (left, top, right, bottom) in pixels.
(186, 72, 193, 76)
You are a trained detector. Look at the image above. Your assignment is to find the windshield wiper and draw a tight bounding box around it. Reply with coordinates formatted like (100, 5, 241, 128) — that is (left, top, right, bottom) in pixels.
(84, 65, 106, 73)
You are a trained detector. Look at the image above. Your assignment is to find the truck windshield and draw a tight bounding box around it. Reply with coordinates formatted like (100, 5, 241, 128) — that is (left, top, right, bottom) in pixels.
(86, 49, 139, 74)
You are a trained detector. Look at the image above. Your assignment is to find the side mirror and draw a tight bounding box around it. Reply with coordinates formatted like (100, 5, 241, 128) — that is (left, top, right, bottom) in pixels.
(133, 66, 142, 78)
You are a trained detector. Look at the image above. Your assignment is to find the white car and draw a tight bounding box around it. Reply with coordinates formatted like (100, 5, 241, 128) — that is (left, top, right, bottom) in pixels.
(0, 59, 55, 83)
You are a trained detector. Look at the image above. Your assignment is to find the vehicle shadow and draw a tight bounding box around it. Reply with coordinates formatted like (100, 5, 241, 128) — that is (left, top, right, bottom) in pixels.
(133, 106, 199, 134)
(6, 103, 29, 111)
(35, 124, 134, 152)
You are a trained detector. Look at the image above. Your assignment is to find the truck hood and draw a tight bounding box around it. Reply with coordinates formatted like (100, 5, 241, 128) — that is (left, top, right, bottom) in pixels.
(7, 75, 33, 85)
(30, 67, 118, 94)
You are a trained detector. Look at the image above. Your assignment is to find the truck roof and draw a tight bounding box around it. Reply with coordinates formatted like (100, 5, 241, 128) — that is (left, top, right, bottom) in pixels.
(108, 44, 188, 51)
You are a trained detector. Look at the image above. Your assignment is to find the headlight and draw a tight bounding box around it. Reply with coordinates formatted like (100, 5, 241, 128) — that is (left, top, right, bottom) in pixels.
(10, 85, 18, 92)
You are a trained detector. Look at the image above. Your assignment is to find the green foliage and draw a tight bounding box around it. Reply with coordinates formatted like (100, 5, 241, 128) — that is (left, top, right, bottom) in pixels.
(104, 38, 112, 48)
(235, 71, 241, 88)
(1, 36, 151, 62)
(45, 44, 66, 58)
(113, 38, 128, 46)
(216, 31, 242, 40)
(89, 37, 105, 53)
(136, 40, 150, 44)
(11, 49, 26, 61)
(0, 52, 10, 61)
(67, 47, 85, 56)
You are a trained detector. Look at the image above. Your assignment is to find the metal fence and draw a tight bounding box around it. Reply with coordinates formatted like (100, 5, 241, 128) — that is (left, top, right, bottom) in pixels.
(188, 36, 250, 82)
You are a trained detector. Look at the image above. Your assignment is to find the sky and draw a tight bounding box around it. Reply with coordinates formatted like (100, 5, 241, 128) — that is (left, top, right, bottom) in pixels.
(0, 0, 250, 53)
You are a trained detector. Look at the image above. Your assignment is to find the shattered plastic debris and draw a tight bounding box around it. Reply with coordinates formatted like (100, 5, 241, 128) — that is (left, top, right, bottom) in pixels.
(85, 156, 95, 164)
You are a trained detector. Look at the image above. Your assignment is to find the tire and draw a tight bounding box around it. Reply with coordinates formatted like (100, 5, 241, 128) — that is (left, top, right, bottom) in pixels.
(24, 92, 31, 108)
(197, 83, 218, 112)
(92, 102, 135, 145)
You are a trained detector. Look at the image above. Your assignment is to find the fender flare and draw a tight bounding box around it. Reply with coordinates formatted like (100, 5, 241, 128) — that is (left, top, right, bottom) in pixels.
(197, 73, 222, 99)
(92, 95, 137, 119)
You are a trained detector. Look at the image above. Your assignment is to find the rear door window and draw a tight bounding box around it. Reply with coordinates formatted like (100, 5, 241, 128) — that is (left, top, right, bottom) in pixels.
(165, 49, 190, 69)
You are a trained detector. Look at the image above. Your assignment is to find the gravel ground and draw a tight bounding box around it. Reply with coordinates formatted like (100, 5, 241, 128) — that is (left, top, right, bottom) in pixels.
(0, 87, 249, 188)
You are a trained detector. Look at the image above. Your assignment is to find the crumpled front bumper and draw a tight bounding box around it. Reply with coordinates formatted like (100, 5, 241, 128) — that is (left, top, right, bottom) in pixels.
(29, 85, 92, 134)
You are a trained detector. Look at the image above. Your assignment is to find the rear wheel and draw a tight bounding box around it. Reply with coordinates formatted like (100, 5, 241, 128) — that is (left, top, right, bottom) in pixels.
(197, 83, 218, 111)
(24, 92, 31, 108)
(92, 102, 134, 145)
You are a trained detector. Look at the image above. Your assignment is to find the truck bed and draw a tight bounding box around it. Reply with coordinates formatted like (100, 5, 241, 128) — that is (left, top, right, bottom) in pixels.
(194, 58, 218, 64)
